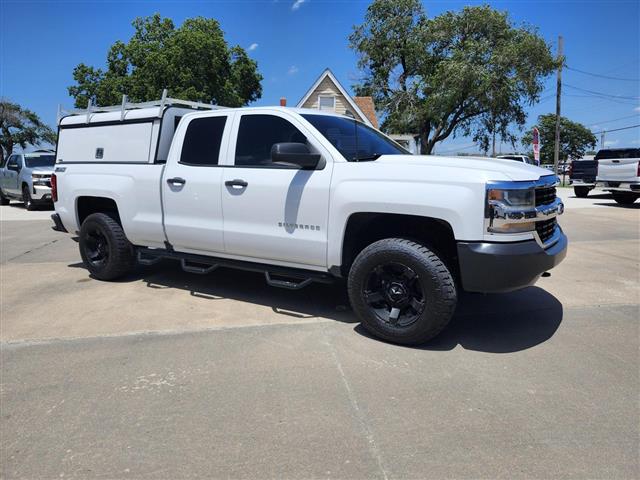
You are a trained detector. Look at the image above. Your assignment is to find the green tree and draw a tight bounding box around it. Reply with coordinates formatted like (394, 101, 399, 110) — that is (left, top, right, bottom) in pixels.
(0, 100, 56, 165)
(350, 1, 558, 154)
(522, 114, 597, 163)
(68, 14, 262, 108)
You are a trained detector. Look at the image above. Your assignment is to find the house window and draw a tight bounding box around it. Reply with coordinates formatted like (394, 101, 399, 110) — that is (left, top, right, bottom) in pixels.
(318, 96, 335, 112)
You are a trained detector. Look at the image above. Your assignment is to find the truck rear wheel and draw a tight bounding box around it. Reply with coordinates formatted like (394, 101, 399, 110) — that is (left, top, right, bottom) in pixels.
(612, 192, 639, 205)
(574, 186, 591, 198)
(347, 238, 457, 345)
(79, 213, 135, 280)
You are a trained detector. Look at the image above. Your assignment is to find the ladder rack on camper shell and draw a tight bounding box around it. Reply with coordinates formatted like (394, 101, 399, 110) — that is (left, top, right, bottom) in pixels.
(57, 88, 227, 124)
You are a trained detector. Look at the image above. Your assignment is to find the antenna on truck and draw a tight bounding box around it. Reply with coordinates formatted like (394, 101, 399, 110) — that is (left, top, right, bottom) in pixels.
(57, 91, 226, 125)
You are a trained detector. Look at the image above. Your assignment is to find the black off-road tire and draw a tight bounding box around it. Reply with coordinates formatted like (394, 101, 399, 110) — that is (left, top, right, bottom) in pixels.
(79, 213, 136, 280)
(612, 192, 639, 205)
(574, 186, 591, 198)
(0, 188, 9, 205)
(348, 238, 457, 345)
(22, 185, 36, 211)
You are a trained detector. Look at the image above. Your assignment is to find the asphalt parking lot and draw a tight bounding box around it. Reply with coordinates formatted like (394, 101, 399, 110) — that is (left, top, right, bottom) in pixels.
(1, 189, 638, 479)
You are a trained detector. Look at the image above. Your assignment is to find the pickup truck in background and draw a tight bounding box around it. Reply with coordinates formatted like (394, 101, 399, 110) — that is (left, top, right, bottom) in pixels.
(0, 150, 56, 209)
(51, 95, 567, 345)
(595, 148, 640, 205)
(568, 156, 597, 198)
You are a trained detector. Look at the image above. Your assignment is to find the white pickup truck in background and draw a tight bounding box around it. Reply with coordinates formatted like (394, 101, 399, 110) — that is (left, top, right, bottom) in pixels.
(595, 148, 640, 205)
(51, 95, 567, 345)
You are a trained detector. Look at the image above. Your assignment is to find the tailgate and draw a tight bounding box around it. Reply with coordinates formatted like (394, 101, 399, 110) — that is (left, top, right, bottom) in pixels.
(597, 158, 639, 181)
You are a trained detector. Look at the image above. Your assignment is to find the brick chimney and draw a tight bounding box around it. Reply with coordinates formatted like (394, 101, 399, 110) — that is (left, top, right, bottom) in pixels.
(279, 97, 287, 107)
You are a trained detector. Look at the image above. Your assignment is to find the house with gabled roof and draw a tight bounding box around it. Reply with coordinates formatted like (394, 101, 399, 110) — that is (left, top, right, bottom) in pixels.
(290, 68, 419, 154)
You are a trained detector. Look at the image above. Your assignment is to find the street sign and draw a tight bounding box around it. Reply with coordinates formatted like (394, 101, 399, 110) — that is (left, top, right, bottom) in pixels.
(532, 127, 540, 165)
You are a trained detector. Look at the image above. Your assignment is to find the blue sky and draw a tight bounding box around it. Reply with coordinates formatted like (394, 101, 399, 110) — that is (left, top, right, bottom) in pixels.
(1, 0, 639, 154)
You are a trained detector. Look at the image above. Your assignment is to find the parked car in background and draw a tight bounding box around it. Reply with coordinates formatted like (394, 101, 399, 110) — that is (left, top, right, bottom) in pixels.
(51, 96, 567, 346)
(0, 150, 56, 210)
(569, 156, 597, 197)
(595, 148, 640, 205)
(497, 154, 537, 166)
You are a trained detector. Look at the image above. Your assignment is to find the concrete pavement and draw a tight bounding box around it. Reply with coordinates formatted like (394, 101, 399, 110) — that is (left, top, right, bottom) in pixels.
(1, 192, 638, 478)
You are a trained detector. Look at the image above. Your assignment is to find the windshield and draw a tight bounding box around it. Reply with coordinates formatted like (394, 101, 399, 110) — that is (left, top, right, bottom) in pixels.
(301, 114, 407, 161)
(24, 155, 55, 168)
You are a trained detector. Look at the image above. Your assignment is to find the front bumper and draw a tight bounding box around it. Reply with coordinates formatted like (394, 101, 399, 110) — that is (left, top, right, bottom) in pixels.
(32, 185, 52, 201)
(457, 228, 568, 293)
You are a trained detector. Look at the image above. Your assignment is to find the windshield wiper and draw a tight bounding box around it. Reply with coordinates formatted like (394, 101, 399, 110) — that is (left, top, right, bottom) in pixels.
(353, 153, 382, 162)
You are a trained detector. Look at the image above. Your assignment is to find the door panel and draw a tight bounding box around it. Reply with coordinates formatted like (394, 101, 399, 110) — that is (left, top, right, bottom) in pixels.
(162, 113, 231, 254)
(5, 156, 21, 194)
(221, 112, 331, 267)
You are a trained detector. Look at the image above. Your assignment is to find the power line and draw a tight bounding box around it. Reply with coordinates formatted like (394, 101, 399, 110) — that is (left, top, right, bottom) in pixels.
(588, 114, 640, 127)
(566, 65, 640, 82)
(564, 84, 640, 101)
(563, 93, 639, 106)
(592, 124, 640, 135)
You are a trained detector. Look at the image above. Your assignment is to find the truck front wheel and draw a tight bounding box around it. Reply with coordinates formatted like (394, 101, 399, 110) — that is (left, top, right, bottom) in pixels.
(22, 185, 36, 211)
(348, 238, 457, 345)
(79, 213, 135, 280)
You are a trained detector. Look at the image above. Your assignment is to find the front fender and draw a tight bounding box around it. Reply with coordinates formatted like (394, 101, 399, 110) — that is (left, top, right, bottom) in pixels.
(327, 178, 485, 268)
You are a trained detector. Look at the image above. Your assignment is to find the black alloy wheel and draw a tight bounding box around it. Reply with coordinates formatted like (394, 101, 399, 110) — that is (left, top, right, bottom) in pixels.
(84, 226, 111, 268)
(363, 262, 426, 328)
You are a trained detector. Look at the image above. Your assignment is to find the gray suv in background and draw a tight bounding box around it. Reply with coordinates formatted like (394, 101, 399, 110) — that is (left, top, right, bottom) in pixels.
(0, 150, 56, 210)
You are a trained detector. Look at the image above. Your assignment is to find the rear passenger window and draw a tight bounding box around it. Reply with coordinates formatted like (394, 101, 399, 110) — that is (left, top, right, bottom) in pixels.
(180, 116, 227, 166)
(235, 115, 307, 167)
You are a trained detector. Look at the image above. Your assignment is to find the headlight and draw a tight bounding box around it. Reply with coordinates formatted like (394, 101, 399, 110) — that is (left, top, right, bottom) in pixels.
(487, 188, 534, 208)
(32, 174, 51, 186)
(486, 185, 536, 234)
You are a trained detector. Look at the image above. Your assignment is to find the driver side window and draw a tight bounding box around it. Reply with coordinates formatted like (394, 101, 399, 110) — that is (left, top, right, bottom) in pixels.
(7, 155, 19, 169)
(234, 115, 307, 167)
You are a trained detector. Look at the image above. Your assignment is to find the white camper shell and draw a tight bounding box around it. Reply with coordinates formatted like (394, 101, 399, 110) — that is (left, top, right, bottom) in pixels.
(56, 94, 224, 165)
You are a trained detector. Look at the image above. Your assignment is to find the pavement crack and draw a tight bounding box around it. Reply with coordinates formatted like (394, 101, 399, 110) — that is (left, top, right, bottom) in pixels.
(5, 238, 60, 263)
(322, 325, 390, 480)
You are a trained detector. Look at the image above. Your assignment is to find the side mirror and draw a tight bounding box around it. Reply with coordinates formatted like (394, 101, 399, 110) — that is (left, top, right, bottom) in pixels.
(271, 143, 321, 170)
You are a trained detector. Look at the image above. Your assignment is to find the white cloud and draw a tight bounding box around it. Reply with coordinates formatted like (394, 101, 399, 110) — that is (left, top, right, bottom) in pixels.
(604, 139, 619, 147)
(634, 106, 640, 112)
(248, 43, 258, 51)
(630, 139, 640, 145)
(287, 65, 299, 75)
(291, 0, 306, 11)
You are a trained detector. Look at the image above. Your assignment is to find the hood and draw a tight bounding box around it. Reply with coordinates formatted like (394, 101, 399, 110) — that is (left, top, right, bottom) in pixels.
(29, 166, 55, 174)
(375, 155, 552, 182)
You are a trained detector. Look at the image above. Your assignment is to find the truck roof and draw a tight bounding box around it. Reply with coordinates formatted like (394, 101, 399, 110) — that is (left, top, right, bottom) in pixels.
(58, 104, 355, 128)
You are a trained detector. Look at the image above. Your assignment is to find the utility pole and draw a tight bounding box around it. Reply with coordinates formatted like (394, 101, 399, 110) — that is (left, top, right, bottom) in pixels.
(601, 131, 606, 148)
(553, 35, 564, 178)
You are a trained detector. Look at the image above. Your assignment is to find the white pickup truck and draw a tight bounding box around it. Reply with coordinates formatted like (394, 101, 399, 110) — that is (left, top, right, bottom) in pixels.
(595, 148, 640, 204)
(51, 96, 567, 345)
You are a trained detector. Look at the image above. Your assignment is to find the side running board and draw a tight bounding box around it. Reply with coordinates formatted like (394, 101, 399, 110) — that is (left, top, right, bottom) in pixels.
(264, 272, 313, 290)
(135, 247, 335, 290)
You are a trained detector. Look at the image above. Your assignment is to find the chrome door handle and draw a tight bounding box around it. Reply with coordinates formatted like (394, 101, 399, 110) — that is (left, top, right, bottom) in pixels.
(166, 177, 186, 186)
(225, 179, 248, 188)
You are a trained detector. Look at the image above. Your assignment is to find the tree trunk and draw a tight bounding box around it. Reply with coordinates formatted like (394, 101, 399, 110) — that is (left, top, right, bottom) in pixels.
(419, 131, 432, 155)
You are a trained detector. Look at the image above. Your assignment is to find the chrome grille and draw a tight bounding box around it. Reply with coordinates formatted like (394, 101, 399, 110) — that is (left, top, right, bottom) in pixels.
(535, 185, 556, 206)
(536, 218, 557, 244)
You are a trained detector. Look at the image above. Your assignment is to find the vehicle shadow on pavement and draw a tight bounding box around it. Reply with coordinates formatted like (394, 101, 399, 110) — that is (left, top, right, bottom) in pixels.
(133, 260, 358, 324)
(69, 261, 563, 349)
(356, 286, 563, 353)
